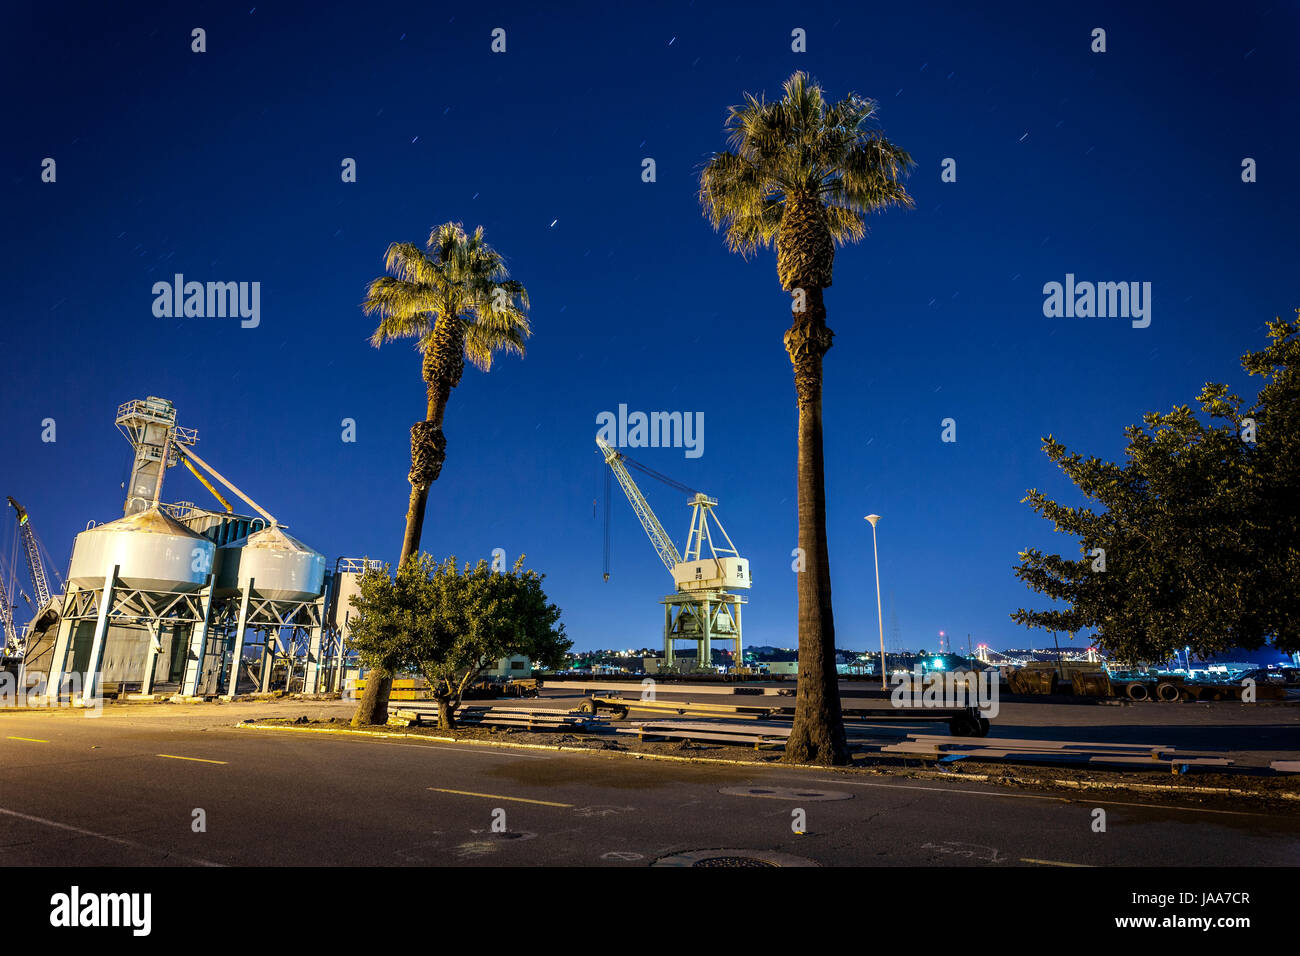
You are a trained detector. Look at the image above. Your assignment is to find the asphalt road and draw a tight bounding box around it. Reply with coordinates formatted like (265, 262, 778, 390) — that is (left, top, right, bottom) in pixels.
(2, 702, 1298, 867)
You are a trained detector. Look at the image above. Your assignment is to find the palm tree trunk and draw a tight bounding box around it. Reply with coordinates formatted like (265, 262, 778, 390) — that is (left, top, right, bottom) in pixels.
(399, 482, 431, 567)
(350, 476, 430, 726)
(782, 286, 849, 765)
(352, 346, 455, 727)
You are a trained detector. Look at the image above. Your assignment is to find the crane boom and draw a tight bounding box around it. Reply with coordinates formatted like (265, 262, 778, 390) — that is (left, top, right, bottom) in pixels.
(597, 437, 681, 573)
(7, 497, 51, 609)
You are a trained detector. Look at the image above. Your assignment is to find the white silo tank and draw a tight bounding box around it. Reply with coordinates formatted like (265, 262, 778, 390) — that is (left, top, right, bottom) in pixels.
(67, 506, 215, 593)
(216, 525, 325, 602)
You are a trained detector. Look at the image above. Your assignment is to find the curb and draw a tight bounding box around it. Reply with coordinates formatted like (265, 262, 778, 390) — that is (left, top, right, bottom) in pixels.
(236, 721, 844, 770)
(235, 721, 1300, 803)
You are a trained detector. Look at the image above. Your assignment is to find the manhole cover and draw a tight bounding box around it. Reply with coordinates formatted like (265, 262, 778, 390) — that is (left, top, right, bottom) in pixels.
(693, 856, 778, 868)
(719, 786, 852, 802)
(653, 849, 819, 868)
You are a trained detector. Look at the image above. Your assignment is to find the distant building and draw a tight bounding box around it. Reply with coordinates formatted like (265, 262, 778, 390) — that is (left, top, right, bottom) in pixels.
(482, 655, 532, 679)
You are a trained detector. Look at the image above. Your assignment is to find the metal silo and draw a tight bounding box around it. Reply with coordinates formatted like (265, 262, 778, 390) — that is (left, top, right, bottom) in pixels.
(67, 505, 215, 593)
(215, 525, 325, 603)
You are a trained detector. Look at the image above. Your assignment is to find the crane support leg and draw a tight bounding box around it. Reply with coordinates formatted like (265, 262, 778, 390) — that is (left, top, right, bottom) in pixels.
(663, 603, 674, 668)
(701, 599, 712, 673)
(735, 602, 742, 671)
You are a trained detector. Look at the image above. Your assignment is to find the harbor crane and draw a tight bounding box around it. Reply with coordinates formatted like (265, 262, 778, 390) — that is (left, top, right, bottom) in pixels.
(7, 497, 52, 611)
(4, 497, 63, 659)
(597, 436, 750, 672)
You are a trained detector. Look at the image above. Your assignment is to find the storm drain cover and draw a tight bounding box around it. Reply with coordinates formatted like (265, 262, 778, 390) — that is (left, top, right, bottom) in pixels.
(719, 786, 852, 802)
(654, 849, 819, 868)
(694, 857, 777, 868)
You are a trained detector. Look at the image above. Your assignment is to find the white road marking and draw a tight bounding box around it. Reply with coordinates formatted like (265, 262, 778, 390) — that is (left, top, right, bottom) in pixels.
(0, 806, 223, 866)
(1022, 857, 1091, 867)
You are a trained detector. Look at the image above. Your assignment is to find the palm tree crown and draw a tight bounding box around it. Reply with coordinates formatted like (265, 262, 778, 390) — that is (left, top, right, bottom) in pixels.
(363, 222, 530, 376)
(699, 71, 915, 290)
(363, 222, 530, 494)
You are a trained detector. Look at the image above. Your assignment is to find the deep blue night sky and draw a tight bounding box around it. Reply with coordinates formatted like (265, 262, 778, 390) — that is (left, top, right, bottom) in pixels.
(2, 1, 1297, 654)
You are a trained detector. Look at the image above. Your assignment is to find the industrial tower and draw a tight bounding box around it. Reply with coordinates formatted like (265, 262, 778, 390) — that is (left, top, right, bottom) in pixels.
(116, 397, 198, 516)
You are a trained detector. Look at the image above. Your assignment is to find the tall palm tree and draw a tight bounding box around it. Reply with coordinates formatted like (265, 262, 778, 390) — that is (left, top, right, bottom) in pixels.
(351, 222, 530, 726)
(699, 72, 914, 765)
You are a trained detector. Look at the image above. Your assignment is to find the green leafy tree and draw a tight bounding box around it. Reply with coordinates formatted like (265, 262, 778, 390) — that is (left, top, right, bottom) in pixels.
(1012, 314, 1300, 662)
(353, 223, 530, 726)
(345, 556, 429, 687)
(347, 554, 570, 730)
(699, 72, 914, 765)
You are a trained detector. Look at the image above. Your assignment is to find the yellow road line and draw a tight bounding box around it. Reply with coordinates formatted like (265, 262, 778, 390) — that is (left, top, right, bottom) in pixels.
(1021, 858, 1090, 867)
(6, 736, 49, 743)
(157, 754, 227, 765)
(427, 787, 571, 807)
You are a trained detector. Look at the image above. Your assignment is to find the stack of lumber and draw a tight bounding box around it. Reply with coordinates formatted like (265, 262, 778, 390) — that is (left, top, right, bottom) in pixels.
(616, 719, 791, 750)
(475, 706, 598, 731)
(881, 733, 1233, 772)
(388, 704, 598, 731)
(356, 677, 429, 701)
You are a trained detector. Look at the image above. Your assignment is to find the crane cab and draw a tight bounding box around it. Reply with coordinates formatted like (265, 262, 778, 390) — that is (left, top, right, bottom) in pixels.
(672, 556, 751, 592)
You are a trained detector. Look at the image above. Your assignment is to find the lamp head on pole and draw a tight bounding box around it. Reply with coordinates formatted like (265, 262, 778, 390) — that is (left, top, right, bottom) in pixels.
(864, 514, 881, 527)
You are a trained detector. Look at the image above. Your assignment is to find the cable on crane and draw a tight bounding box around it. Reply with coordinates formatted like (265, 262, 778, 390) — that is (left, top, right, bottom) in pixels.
(618, 454, 701, 497)
(599, 446, 701, 582)
(602, 466, 611, 581)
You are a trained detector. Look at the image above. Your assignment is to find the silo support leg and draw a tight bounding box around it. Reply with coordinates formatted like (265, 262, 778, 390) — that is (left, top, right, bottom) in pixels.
(180, 578, 215, 697)
(330, 636, 345, 693)
(225, 581, 253, 699)
(305, 625, 323, 694)
(140, 622, 161, 695)
(81, 567, 119, 704)
(44, 604, 78, 703)
(258, 631, 275, 692)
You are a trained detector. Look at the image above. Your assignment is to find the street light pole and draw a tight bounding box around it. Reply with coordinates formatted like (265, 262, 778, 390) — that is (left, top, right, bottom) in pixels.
(865, 515, 886, 692)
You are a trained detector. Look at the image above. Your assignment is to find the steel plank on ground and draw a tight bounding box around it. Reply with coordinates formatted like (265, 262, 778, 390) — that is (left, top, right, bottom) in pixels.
(909, 735, 1170, 750)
